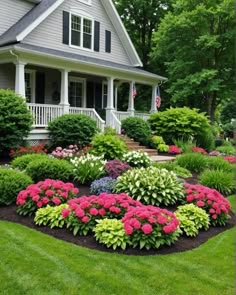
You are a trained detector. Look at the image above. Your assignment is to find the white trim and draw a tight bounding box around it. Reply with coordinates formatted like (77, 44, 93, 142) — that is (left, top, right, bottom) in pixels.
(25, 69, 36, 103)
(102, 81, 108, 109)
(78, 0, 92, 6)
(16, 0, 64, 42)
(69, 76, 86, 107)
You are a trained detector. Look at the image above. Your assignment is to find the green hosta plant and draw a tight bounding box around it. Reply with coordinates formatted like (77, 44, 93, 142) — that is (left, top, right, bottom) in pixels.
(71, 154, 106, 184)
(34, 204, 68, 228)
(93, 219, 130, 250)
(115, 167, 185, 206)
(175, 204, 210, 237)
(122, 150, 151, 168)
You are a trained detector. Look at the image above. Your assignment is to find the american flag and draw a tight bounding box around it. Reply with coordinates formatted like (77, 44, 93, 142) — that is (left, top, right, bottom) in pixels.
(132, 83, 137, 98)
(156, 86, 161, 108)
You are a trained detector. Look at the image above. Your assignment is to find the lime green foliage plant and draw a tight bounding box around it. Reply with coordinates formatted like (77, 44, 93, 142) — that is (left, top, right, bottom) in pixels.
(152, 162, 192, 178)
(0, 89, 32, 153)
(34, 204, 69, 228)
(0, 168, 33, 205)
(151, 136, 169, 152)
(93, 219, 130, 250)
(175, 153, 208, 173)
(115, 167, 185, 206)
(11, 153, 49, 171)
(158, 143, 169, 152)
(71, 154, 106, 184)
(199, 170, 235, 195)
(175, 204, 210, 237)
(91, 133, 127, 160)
(48, 114, 98, 148)
(26, 158, 73, 182)
(122, 150, 151, 168)
(216, 145, 235, 155)
(121, 117, 151, 146)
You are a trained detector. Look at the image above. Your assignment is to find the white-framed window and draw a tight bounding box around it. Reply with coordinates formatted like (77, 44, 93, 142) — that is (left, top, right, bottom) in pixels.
(69, 77, 86, 107)
(70, 12, 94, 51)
(24, 69, 35, 103)
(78, 0, 92, 5)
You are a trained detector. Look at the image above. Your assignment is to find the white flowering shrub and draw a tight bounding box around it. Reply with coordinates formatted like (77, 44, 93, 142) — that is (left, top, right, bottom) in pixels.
(122, 150, 151, 168)
(71, 154, 106, 184)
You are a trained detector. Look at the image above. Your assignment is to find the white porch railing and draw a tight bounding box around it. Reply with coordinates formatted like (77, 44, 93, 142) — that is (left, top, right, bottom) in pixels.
(69, 107, 105, 132)
(110, 111, 121, 134)
(27, 103, 63, 127)
(134, 112, 150, 121)
(114, 111, 150, 122)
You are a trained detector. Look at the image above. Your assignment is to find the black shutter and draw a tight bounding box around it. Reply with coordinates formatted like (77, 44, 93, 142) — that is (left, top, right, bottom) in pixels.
(94, 21, 100, 52)
(105, 30, 111, 53)
(63, 11, 70, 45)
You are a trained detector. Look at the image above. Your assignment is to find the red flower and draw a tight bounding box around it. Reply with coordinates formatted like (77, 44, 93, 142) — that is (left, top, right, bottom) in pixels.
(157, 215, 168, 224)
(42, 197, 49, 204)
(37, 201, 43, 208)
(52, 197, 61, 205)
(75, 208, 85, 218)
(168, 145, 181, 154)
(61, 208, 70, 218)
(89, 208, 99, 216)
(196, 200, 205, 207)
(141, 224, 153, 235)
(81, 216, 90, 223)
(124, 224, 133, 235)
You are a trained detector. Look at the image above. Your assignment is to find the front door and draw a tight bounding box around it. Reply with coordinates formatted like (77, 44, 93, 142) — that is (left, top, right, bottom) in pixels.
(69, 78, 86, 107)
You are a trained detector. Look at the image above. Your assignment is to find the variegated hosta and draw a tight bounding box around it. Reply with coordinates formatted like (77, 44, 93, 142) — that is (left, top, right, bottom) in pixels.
(115, 167, 185, 206)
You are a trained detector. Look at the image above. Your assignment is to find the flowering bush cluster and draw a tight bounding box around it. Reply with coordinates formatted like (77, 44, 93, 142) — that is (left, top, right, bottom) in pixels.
(105, 159, 131, 179)
(122, 206, 180, 249)
(16, 179, 79, 216)
(122, 150, 151, 168)
(61, 193, 142, 236)
(184, 183, 231, 226)
(223, 155, 236, 164)
(71, 154, 106, 184)
(208, 151, 221, 156)
(192, 147, 207, 155)
(168, 145, 181, 154)
(90, 177, 116, 195)
(10, 145, 47, 158)
(51, 145, 91, 159)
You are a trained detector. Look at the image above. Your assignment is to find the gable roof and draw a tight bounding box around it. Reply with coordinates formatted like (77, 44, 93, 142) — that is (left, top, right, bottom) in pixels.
(0, 0, 142, 66)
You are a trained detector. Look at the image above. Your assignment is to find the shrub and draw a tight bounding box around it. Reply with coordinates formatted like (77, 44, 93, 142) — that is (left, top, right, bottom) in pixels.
(91, 133, 127, 160)
(0, 168, 33, 205)
(105, 159, 131, 179)
(216, 145, 235, 155)
(16, 179, 79, 216)
(11, 153, 49, 171)
(94, 219, 130, 250)
(121, 117, 151, 146)
(9, 144, 47, 158)
(34, 204, 68, 228)
(122, 150, 151, 168)
(151, 136, 168, 152)
(173, 139, 195, 153)
(48, 114, 98, 148)
(191, 147, 207, 155)
(196, 128, 215, 151)
(175, 153, 208, 173)
(71, 154, 106, 184)
(90, 177, 116, 195)
(168, 145, 181, 154)
(175, 204, 210, 237)
(62, 193, 142, 236)
(152, 162, 192, 178)
(0, 89, 32, 153)
(184, 183, 231, 226)
(158, 144, 169, 153)
(26, 158, 73, 182)
(115, 167, 185, 206)
(199, 170, 235, 195)
(122, 206, 180, 250)
(148, 107, 212, 148)
(207, 156, 234, 173)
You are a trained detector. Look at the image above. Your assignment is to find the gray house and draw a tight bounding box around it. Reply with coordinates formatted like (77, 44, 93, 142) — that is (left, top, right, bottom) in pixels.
(0, 0, 166, 143)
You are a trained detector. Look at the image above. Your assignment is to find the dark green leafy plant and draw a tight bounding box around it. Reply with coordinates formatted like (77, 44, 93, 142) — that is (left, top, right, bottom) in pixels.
(121, 117, 151, 146)
(26, 158, 73, 182)
(91, 133, 127, 160)
(11, 154, 49, 171)
(175, 153, 208, 173)
(0, 89, 32, 153)
(48, 114, 98, 148)
(0, 168, 33, 205)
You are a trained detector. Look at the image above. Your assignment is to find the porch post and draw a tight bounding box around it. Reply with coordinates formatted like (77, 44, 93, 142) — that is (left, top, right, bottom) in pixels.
(14, 61, 26, 98)
(127, 81, 135, 116)
(150, 85, 158, 113)
(106, 77, 114, 127)
(60, 69, 70, 114)
(114, 82, 118, 110)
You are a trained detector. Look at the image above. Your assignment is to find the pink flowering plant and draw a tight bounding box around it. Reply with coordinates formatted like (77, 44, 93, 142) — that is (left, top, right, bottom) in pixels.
(51, 145, 92, 160)
(61, 193, 142, 236)
(223, 155, 236, 164)
(168, 145, 181, 154)
(192, 147, 207, 155)
(122, 206, 181, 250)
(184, 183, 232, 226)
(16, 179, 79, 216)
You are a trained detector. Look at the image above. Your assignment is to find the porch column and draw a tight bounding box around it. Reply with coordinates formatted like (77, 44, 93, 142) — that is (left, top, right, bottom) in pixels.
(127, 81, 135, 116)
(60, 69, 70, 114)
(106, 77, 114, 127)
(15, 61, 26, 98)
(150, 85, 158, 113)
(114, 82, 119, 110)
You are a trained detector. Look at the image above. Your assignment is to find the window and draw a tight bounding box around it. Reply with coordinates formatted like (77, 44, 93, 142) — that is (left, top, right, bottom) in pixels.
(69, 77, 86, 107)
(70, 13, 93, 50)
(24, 70, 35, 103)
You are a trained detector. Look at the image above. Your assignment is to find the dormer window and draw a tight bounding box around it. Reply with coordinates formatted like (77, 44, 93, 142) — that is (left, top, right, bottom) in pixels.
(70, 13, 93, 50)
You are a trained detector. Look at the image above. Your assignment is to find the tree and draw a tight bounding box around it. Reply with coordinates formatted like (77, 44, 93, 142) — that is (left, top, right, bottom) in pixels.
(151, 0, 236, 122)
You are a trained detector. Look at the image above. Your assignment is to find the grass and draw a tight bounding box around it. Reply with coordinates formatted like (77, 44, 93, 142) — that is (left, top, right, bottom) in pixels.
(0, 220, 235, 295)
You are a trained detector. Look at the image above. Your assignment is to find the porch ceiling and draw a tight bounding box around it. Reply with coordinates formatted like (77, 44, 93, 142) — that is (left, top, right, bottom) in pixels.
(0, 43, 167, 85)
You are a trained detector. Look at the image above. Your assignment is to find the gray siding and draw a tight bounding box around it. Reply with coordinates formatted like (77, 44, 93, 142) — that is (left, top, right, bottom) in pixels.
(0, 64, 15, 90)
(23, 0, 132, 65)
(0, 0, 34, 35)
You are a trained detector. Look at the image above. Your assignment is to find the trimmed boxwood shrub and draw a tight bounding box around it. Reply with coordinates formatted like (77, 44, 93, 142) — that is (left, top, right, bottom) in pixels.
(121, 117, 151, 146)
(0, 168, 33, 205)
(11, 153, 49, 171)
(0, 89, 32, 153)
(48, 114, 98, 148)
(26, 158, 73, 182)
